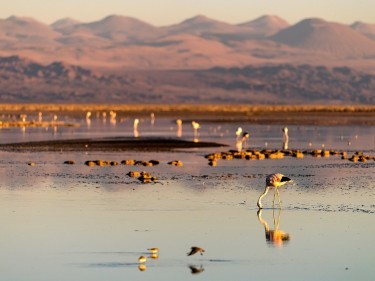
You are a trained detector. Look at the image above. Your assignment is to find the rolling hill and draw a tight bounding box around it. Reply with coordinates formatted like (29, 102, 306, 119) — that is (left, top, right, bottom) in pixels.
(272, 18, 375, 58)
(0, 14, 375, 104)
(0, 55, 374, 104)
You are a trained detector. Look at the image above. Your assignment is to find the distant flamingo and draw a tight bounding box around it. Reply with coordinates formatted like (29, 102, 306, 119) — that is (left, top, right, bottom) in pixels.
(235, 127, 242, 141)
(257, 173, 293, 209)
(150, 112, 155, 126)
(86, 111, 91, 127)
(109, 111, 116, 125)
(176, 119, 182, 137)
(282, 127, 289, 150)
(134, 118, 140, 137)
(192, 121, 200, 142)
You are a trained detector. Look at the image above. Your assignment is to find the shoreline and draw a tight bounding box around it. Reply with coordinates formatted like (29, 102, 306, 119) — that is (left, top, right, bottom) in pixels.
(0, 104, 374, 126)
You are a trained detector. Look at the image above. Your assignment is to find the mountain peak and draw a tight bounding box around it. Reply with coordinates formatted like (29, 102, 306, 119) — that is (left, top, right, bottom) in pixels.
(272, 18, 375, 57)
(238, 15, 290, 36)
(51, 17, 80, 30)
(181, 15, 212, 24)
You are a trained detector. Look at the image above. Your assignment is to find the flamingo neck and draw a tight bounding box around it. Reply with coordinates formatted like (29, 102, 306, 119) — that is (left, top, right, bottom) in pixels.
(257, 186, 270, 209)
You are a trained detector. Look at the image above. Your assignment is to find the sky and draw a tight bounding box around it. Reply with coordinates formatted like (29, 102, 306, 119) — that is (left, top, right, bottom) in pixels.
(0, 0, 373, 26)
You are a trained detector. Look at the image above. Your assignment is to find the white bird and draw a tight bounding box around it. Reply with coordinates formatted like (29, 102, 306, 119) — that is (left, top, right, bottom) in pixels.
(257, 174, 292, 209)
(176, 119, 182, 137)
(192, 121, 200, 142)
(282, 127, 289, 150)
(235, 127, 242, 141)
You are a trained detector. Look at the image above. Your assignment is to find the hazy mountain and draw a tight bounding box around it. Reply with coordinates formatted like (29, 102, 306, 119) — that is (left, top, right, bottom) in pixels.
(238, 15, 290, 37)
(0, 55, 374, 104)
(0, 14, 374, 86)
(57, 15, 164, 41)
(0, 16, 59, 39)
(351, 21, 375, 40)
(50, 17, 80, 31)
(163, 15, 247, 36)
(272, 18, 375, 58)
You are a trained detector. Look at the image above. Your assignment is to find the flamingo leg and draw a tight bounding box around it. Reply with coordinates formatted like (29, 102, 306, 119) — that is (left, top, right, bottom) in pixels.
(276, 188, 282, 209)
(272, 189, 276, 208)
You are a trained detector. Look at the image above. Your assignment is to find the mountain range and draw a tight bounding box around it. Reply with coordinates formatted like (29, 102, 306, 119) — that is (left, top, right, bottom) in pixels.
(0, 14, 375, 104)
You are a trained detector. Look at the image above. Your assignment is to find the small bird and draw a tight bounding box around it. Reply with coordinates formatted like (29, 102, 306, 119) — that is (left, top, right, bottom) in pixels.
(257, 173, 293, 209)
(147, 247, 159, 254)
(187, 246, 205, 256)
(138, 256, 147, 263)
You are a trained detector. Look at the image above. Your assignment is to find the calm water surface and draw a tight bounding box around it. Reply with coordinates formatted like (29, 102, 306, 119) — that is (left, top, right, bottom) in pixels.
(0, 117, 374, 280)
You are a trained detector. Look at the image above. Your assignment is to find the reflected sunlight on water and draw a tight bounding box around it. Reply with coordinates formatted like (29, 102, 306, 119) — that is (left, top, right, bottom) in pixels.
(0, 117, 374, 281)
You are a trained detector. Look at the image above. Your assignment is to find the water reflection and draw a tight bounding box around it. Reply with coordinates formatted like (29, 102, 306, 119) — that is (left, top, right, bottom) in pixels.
(138, 264, 147, 271)
(257, 209, 291, 247)
(188, 265, 205, 274)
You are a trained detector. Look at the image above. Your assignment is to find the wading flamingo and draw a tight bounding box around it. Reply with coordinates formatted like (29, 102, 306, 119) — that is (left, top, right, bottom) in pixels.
(257, 173, 292, 209)
(282, 127, 289, 150)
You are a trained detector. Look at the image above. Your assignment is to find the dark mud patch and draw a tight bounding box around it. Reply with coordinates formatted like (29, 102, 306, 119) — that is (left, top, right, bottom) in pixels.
(0, 137, 227, 152)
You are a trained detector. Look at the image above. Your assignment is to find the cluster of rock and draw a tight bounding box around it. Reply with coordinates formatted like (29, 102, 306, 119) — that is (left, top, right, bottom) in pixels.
(342, 151, 374, 162)
(83, 159, 160, 167)
(126, 171, 158, 183)
(205, 149, 374, 166)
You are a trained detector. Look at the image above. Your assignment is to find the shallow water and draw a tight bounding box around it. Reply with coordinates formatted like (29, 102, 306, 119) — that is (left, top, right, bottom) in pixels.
(0, 117, 374, 280)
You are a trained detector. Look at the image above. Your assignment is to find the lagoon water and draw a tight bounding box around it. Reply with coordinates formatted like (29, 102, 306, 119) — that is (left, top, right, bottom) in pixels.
(0, 116, 374, 280)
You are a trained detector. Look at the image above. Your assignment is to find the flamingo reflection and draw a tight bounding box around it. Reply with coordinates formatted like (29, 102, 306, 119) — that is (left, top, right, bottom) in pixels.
(257, 209, 291, 247)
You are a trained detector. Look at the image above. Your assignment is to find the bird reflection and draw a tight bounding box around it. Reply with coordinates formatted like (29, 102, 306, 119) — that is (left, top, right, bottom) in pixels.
(189, 265, 205, 274)
(138, 264, 147, 271)
(257, 208, 291, 247)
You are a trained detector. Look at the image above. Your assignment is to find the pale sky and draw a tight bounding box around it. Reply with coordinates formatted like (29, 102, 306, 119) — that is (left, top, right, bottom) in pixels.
(0, 0, 373, 26)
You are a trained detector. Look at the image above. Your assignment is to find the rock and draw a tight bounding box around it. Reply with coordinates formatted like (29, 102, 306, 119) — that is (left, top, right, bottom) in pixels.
(121, 159, 135, 165)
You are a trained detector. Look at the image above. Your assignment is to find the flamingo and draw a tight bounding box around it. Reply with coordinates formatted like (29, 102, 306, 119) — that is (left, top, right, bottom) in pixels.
(176, 119, 182, 137)
(257, 174, 292, 209)
(192, 121, 200, 142)
(282, 127, 289, 150)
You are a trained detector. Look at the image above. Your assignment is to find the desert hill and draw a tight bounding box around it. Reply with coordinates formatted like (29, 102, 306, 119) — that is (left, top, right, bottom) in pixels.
(0, 55, 374, 104)
(272, 18, 375, 58)
(351, 21, 375, 40)
(0, 14, 373, 71)
(238, 15, 290, 37)
(0, 14, 375, 104)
